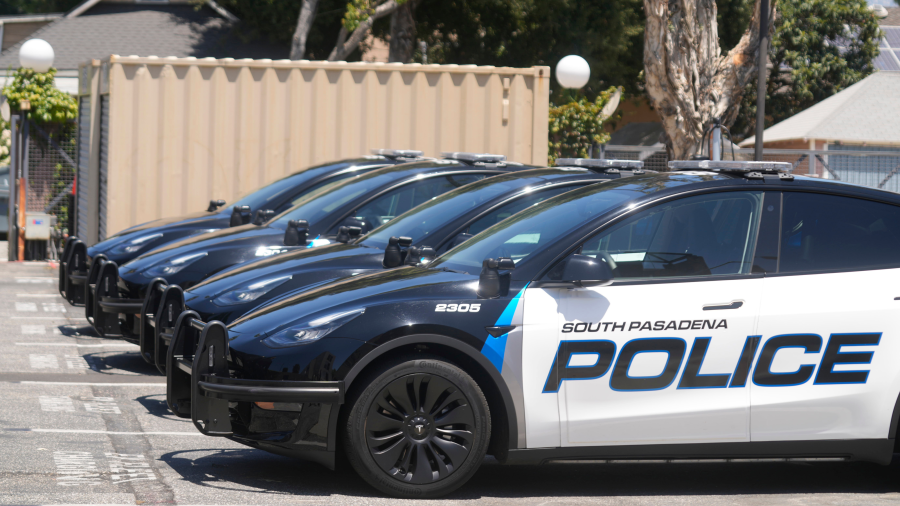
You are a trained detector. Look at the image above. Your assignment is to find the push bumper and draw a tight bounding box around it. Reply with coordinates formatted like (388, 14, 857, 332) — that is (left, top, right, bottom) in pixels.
(165, 312, 344, 438)
(139, 278, 183, 372)
(84, 257, 143, 338)
(59, 238, 88, 306)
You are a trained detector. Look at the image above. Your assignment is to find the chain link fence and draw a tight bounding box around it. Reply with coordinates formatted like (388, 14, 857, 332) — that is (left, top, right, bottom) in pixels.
(601, 144, 900, 193)
(25, 122, 77, 233)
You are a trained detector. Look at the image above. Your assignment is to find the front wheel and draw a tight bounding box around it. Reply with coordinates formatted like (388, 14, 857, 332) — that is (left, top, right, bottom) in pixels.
(343, 357, 491, 498)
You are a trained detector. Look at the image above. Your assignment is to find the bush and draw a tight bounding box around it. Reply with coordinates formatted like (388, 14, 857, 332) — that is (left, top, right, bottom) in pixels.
(548, 87, 619, 164)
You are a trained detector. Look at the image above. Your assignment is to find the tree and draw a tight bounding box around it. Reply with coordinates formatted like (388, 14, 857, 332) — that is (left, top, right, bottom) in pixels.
(548, 87, 620, 163)
(290, 0, 321, 60)
(328, 0, 408, 61)
(642, 0, 776, 159)
(388, 0, 417, 62)
(731, 0, 881, 140)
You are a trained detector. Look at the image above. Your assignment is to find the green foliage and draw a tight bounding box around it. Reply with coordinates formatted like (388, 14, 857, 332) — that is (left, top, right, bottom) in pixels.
(2, 67, 77, 124)
(342, 0, 407, 32)
(372, 0, 645, 100)
(716, 0, 754, 51)
(732, 0, 881, 140)
(0, 0, 82, 15)
(548, 87, 619, 164)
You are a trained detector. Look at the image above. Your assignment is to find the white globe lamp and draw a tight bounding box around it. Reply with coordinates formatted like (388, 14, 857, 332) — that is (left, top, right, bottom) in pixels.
(19, 39, 55, 73)
(556, 55, 590, 89)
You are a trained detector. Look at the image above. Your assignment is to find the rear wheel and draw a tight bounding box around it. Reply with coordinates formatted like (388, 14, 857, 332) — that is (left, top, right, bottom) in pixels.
(343, 357, 490, 498)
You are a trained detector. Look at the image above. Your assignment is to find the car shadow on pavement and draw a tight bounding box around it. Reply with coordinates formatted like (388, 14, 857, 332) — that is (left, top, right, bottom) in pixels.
(89, 350, 162, 376)
(159, 448, 900, 500)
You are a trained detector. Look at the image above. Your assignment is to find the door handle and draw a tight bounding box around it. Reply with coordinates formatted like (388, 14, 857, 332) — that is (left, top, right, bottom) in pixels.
(703, 300, 744, 311)
(486, 325, 516, 337)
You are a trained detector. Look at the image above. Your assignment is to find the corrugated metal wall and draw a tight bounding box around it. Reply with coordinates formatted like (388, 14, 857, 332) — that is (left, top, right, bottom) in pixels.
(98, 95, 109, 241)
(76, 96, 91, 239)
(84, 56, 549, 237)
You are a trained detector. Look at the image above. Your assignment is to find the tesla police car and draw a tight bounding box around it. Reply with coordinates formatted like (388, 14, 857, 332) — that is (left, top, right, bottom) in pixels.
(60, 149, 423, 307)
(88, 153, 528, 339)
(140, 160, 644, 372)
(166, 160, 900, 498)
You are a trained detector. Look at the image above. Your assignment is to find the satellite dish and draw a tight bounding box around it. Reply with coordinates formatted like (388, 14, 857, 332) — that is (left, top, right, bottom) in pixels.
(599, 88, 622, 120)
(556, 55, 590, 89)
(0, 96, 9, 122)
(19, 39, 55, 73)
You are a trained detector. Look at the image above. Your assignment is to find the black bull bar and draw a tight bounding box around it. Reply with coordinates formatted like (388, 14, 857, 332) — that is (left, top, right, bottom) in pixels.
(165, 313, 344, 436)
(59, 237, 88, 306)
(83, 257, 143, 337)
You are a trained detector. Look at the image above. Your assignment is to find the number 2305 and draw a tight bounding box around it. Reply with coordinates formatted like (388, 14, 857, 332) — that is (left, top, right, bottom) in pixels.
(435, 303, 480, 313)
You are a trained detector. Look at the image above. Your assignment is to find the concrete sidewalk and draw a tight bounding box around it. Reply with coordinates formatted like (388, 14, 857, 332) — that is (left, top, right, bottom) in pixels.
(0, 240, 7, 261)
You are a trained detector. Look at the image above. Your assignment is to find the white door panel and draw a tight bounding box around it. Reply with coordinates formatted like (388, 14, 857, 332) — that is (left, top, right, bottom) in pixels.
(521, 287, 565, 448)
(752, 269, 900, 441)
(552, 278, 762, 446)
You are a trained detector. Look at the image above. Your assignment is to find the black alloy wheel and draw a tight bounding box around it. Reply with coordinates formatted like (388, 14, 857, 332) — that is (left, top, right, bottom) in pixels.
(344, 358, 490, 498)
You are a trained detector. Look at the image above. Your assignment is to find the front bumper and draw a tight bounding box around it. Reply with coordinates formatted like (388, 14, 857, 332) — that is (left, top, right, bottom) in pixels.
(166, 313, 343, 463)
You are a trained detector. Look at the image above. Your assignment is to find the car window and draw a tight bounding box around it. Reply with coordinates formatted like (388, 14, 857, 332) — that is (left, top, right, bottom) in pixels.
(779, 192, 900, 274)
(464, 184, 586, 237)
(546, 191, 763, 281)
(343, 174, 486, 233)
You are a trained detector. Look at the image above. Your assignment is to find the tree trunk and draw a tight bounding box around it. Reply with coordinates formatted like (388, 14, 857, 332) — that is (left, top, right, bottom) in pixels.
(328, 0, 403, 61)
(643, 0, 776, 160)
(388, 0, 416, 63)
(290, 0, 321, 60)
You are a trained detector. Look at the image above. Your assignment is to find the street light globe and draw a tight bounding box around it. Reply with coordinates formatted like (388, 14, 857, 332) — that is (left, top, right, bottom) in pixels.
(556, 55, 590, 89)
(19, 39, 55, 73)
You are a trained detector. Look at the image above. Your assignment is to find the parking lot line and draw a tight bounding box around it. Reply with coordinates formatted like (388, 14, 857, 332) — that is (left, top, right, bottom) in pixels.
(6, 428, 203, 436)
(17, 381, 165, 386)
(11, 316, 73, 320)
(15, 343, 139, 347)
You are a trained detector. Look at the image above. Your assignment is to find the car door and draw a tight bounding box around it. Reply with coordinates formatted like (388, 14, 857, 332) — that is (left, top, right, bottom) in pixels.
(751, 191, 900, 442)
(530, 190, 766, 447)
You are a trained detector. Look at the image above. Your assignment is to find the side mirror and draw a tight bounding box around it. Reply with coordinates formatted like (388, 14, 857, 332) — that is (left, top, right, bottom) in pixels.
(477, 257, 515, 299)
(342, 217, 367, 231)
(446, 232, 473, 250)
(284, 220, 309, 246)
(230, 206, 251, 227)
(419, 246, 436, 264)
(207, 199, 226, 212)
(335, 226, 362, 244)
(383, 236, 412, 268)
(253, 209, 275, 226)
(561, 254, 613, 287)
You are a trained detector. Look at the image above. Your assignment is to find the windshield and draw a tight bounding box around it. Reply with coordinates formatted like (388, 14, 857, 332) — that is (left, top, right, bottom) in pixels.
(360, 171, 563, 249)
(429, 185, 641, 274)
(231, 160, 388, 212)
(272, 165, 440, 228)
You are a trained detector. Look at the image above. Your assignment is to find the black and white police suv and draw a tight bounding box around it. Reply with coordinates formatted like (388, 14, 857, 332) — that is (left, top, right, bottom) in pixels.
(88, 153, 528, 339)
(59, 150, 423, 307)
(165, 160, 900, 498)
(139, 160, 644, 372)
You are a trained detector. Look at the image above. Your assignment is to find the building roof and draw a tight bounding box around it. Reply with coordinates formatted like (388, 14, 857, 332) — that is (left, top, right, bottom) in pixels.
(0, 0, 287, 71)
(878, 6, 900, 27)
(740, 71, 900, 146)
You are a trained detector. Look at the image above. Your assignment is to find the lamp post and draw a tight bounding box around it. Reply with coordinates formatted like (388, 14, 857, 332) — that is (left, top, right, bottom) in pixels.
(555, 55, 590, 90)
(12, 39, 54, 260)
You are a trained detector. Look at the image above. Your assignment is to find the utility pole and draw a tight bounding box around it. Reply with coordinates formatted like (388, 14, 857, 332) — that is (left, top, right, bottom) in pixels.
(754, 0, 769, 161)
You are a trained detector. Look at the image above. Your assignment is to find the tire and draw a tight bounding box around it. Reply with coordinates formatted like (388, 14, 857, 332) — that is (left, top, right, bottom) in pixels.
(343, 357, 491, 498)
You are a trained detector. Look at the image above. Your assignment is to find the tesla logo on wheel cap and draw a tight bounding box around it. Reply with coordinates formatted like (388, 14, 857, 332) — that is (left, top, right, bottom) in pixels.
(415, 425, 424, 435)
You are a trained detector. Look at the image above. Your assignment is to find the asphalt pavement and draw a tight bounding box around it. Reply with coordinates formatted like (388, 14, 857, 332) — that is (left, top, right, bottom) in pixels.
(0, 259, 899, 505)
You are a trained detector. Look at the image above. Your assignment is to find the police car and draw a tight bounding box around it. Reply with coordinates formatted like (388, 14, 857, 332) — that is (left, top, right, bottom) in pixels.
(59, 150, 423, 307)
(87, 153, 528, 339)
(139, 161, 644, 372)
(165, 160, 900, 498)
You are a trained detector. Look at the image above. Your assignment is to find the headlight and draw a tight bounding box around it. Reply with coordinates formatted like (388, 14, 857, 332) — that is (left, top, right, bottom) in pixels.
(262, 308, 365, 348)
(142, 252, 207, 278)
(212, 275, 292, 307)
(111, 233, 163, 255)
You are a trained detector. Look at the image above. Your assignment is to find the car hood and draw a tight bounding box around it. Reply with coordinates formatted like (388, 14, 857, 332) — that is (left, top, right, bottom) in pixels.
(185, 242, 378, 301)
(229, 267, 472, 337)
(87, 211, 230, 264)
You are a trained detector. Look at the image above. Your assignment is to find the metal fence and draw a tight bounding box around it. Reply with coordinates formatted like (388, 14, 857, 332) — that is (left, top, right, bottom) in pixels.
(601, 145, 900, 193)
(25, 123, 77, 231)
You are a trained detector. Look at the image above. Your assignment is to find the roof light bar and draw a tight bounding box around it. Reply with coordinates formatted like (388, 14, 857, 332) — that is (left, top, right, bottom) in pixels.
(371, 149, 425, 159)
(668, 160, 792, 173)
(440, 152, 508, 163)
(555, 158, 644, 170)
